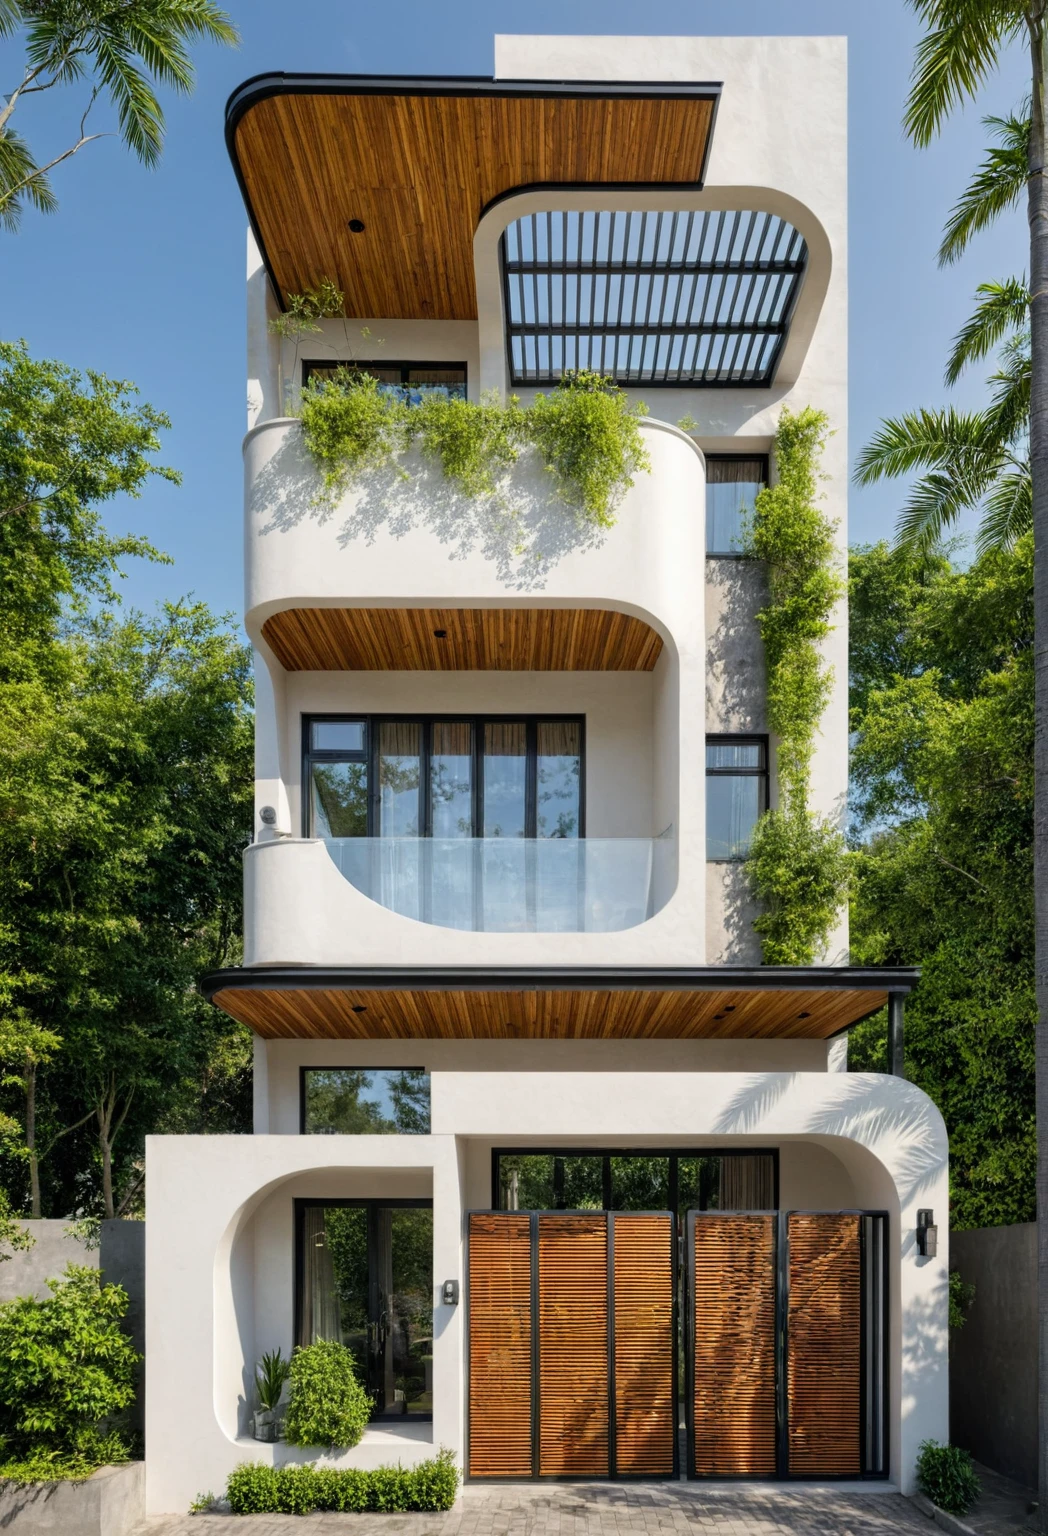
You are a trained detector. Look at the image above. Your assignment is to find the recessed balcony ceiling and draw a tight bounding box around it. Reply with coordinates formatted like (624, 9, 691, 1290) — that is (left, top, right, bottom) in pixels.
(203, 967, 917, 1042)
(226, 75, 720, 320)
(503, 209, 808, 388)
(261, 607, 664, 672)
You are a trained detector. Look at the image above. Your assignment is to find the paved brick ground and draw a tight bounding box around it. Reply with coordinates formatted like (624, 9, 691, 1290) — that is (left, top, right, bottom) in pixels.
(135, 1481, 932, 1535)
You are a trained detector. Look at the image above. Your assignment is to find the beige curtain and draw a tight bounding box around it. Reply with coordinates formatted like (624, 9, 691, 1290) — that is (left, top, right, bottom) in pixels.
(432, 721, 471, 757)
(485, 722, 527, 757)
(537, 720, 580, 758)
(299, 1207, 342, 1346)
(706, 457, 766, 484)
(379, 721, 421, 757)
(719, 1154, 775, 1210)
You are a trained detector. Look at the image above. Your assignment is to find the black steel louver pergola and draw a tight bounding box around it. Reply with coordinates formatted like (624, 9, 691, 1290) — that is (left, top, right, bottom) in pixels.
(502, 209, 808, 388)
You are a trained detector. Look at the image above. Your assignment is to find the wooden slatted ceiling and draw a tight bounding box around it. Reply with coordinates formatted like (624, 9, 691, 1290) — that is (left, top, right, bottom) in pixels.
(212, 985, 887, 1041)
(233, 91, 715, 320)
(613, 1213, 675, 1475)
(468, 1213, 533, 1478)
(262, 607, 664, 673)
(538, 1213, 609, 1476)
(692, 1214, 777, 1477)
(787, 1213, 862, 1477)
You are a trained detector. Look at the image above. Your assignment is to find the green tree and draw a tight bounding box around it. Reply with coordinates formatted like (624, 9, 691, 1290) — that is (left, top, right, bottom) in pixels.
(0, 0, 238, 229)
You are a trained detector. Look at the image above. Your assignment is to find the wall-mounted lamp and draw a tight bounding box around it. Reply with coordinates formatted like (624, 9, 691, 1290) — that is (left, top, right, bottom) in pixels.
(259, 805, 277, 825)
(442, 1279, 459, 1306)
(916, 1209, 938, 1258)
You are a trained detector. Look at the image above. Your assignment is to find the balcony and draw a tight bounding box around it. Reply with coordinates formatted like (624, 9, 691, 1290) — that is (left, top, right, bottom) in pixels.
(323, 836, 672, 933)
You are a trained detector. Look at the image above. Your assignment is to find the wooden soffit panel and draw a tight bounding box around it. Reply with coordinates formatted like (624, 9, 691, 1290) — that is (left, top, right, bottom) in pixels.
(261, 607, 664, 672)
(228, 77, 719, 320)
(210, 985, 888, 1042)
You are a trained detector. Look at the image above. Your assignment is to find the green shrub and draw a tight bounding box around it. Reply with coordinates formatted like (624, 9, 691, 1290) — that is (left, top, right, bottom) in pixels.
(916, 1440, 981, 1515)
(225, 1448, 459, 1514)
(527, 369, 650, 526)
(282, 1339, 373, 1449)
(299, 372, 409, 495)
(414, 390, 524, 496)
(0, 1264, 138, 1480)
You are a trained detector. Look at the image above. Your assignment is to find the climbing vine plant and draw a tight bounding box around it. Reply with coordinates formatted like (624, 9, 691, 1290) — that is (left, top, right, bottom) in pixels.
(744, 406, 851, 964)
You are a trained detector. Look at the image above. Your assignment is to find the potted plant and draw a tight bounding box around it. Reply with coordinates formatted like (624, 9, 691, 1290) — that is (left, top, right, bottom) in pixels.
(252, 1349, 290, 1442)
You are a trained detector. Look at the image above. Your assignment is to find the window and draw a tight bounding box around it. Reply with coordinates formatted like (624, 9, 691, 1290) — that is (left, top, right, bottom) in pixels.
(494, 1149, 778, 1214)
(303, 716, 584, 838)
(301, 1067, 430, 1134)
(302, 360, 467, 403)
(705, 455, 768, 555)
(706, 736, 767, 859)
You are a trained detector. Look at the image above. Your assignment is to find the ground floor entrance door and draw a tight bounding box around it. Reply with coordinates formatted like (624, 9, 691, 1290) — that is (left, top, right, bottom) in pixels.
(467, 1210, 677, 1479)
(296, 1199, 433, 1417)
(687, 1211, 888, 1479)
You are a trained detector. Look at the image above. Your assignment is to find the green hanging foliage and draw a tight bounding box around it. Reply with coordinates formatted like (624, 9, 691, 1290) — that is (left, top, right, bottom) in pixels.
(744, 407, 852, 964)
(296, 365, 649, 526)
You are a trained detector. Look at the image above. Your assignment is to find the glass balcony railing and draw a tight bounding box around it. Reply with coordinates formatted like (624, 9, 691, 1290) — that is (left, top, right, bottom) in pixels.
(322, 837, 673, 933)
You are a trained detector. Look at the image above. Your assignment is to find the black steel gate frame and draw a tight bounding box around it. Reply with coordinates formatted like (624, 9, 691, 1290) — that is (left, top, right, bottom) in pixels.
(465, 1208, 679, 1482)
(685, 1209, 891, 1482)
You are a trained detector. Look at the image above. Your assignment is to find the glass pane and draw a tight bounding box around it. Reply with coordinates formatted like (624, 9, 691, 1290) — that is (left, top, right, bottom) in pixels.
(311, 720, 365, 753)
(388, 1209, 433, 1414)
(483, 722, 527, 838)
(379, 722, 421, 836)
(407, 369, 467, 401)
(707, 741, 763, 770)
(677, 1156, 724, 1211)
(719, 1154, 776, 1210)
(430, 722, 473, 837)
(706, 477, 763, 554)
(302, 1068, 430, 1134)
(559, 1155, 604, 1209)
(299, 1205, 369, 1383)
(499, 1154, 555, 1209)
(312, 762, 368, 837)
(706, 774, 761, 859)
(610, 1155, 670, 1211)
(536, 721, 581, 838)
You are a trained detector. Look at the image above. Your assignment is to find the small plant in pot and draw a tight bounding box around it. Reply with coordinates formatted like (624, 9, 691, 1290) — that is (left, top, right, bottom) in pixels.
(253, 1349, 290, 1442)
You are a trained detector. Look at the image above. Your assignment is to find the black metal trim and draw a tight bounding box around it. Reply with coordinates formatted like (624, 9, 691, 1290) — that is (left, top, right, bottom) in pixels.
(225, 72, 722, 314)
(204, 964, 920, 1001)
(490, 1146, 779, 1213)
(298, 1064, 430, 1135)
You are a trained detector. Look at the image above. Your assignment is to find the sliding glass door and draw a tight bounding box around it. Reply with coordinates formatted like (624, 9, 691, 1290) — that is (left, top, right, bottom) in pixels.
(296, 1200, 433, 1417)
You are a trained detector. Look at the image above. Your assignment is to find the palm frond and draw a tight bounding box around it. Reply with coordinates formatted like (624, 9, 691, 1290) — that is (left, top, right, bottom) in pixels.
(903, 0, 1023, 146)
(0, 0, 20, 38)
(854, 406, 1007, 483)
(0, 127, 57, 230)
(895, 460, 1006, 552)
(938, 111, 1028, 263)
(90, 36, 164, 165)
(984, 337, 1031, 443)
(945, 276, 1028, 382)
(975, 465, 1032, 552)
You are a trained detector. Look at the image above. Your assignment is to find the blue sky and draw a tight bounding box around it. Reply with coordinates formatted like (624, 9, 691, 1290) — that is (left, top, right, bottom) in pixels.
(3, 0, 1030, 622)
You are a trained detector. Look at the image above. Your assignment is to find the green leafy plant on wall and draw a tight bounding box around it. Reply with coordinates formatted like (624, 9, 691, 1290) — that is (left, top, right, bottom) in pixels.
(279, 276, 651, 528)
(744, 406, 852, 963)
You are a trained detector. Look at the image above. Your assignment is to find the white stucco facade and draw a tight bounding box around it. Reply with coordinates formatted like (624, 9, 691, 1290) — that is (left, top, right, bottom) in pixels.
(144, 32, 948, 1518)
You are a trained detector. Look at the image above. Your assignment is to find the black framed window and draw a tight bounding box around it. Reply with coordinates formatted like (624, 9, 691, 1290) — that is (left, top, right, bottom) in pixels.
(706, 736, 767, 860)
(493, 1148, 778, 1215)
(302, 360, 467, 403)
(301, 1067, 430, 1134)
(705, 455, 768, 555)
(303, 715, 584, 839)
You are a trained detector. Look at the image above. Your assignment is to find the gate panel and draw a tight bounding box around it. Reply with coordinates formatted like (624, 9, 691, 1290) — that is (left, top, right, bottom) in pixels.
(786, 1213, 862, 1476)
(468, 1213, 533, 1478)
(690, 1213, 777, 1477)
(612, 1213, 676, 1475)
(538, 1213, 609, 1476)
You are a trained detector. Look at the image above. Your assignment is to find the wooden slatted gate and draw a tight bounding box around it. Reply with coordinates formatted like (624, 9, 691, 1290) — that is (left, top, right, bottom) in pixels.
(688, 1211, 888, 1480)
(467, 1211, 676, 1479)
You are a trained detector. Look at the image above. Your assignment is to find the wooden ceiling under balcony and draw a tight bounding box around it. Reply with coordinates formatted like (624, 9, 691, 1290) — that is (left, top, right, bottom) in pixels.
(228, 79, 719, 319)
(209, 982, 890, 1042)
(261, 606, 665, 671)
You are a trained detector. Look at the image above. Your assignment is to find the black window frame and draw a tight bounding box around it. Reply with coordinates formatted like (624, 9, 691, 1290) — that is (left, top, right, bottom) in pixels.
(491, 1145, 780, 1213)
(704, 453, 769, 558)
(302, 359, 468, 395)
(705, 734, 769, 862)
(299, 1064, 431, 1135)
(302, 713, 586, 839)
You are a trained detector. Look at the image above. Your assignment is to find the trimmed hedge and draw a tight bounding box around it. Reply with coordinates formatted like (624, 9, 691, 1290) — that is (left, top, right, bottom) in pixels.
(226, 1448, 458, 1515)
(915, 1440, 981, 1516)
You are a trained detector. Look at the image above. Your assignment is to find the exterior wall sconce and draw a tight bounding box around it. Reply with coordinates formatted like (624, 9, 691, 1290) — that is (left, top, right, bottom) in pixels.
(259, 805, 277, 825)
(442, 1279, 459, 1305)
(916, 1209, 938, 1258)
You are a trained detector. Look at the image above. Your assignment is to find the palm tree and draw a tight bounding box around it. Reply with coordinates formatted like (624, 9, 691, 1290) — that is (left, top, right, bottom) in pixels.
(0, 0, 239, 230)
(901, 0, 1048, 1509)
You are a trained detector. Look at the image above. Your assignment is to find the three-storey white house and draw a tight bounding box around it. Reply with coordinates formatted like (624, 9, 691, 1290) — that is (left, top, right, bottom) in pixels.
(144, 33, 948, 1515)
